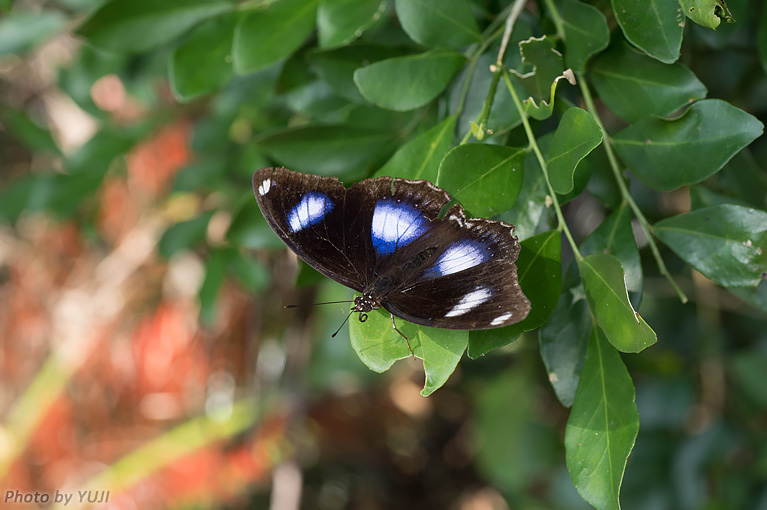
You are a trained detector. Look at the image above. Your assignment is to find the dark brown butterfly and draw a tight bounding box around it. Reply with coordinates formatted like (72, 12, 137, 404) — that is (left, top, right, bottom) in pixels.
(254, 167, 530, 340)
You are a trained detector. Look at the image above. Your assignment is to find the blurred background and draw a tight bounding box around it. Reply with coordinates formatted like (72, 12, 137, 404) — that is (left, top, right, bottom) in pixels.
(2, 0, 767, 509)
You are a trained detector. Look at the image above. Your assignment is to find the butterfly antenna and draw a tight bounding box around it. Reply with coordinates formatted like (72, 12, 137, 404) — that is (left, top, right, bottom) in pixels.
(331, 309, 355, 338)
(284, 299, 353, 309)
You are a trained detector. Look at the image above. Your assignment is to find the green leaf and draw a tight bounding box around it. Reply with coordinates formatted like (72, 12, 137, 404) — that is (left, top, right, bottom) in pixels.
(653, 204, 767, 288)
(613, 99, 764, 192)
(353, 49, 465, 111)
(578, 253, 657, 353)
(226, 197, 283, 249)
(451, 51, 526, 140)
(170, 12, 239, 101)
(611, 0, 684, 64)
(730, 280, 767, 314)
(395, 0, 480, 49)
(473, 371, 561, 492)
(199, 249, 227, 325)
(77, 0, 233, 53)
(565, 327, 639, 510)
(547, 107, 602, 195)
(679, 0, 734, 29)
(760, 4, 767, 74)
(581, 204, 643, 298)
(317, 0, 386, 48)
(227, 249, 270, 292)
(1, 108, 61, 154)
(561, 0, 610, 73)
(436, 144, 525, 217)
(539, 286, 592, 407)
(0, 10, 65, 56)
(499, 145, 556, 240)
(233, 0, 318, 73)
(158, 211, 214, 259)
(374, 116, 456, 180)
(468, 230, 562, 358)
(591, 43, 708, 123)
(511, 36, 565, 105)
(349, 307, 467, 396)
(257, 125, 394, 179)
(308, 44, 404, 102)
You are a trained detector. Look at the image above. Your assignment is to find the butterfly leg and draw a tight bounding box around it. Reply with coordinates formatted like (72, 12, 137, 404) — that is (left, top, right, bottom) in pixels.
(390, 313, 414, 359)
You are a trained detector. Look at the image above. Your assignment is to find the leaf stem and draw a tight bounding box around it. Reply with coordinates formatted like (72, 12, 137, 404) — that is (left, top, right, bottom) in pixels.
(502, 69, 582, 260)
(455, 1, 519, 118)
(577, 74, 688, 303)
(542, 0, 565, 41)
(496, 0, 528, 66)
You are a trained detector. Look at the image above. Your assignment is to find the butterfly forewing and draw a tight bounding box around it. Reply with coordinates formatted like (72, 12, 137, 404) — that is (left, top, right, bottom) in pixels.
(254, 167, 366, 291)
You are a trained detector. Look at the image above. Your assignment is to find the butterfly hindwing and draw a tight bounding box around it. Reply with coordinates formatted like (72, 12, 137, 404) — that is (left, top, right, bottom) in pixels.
(379, 203, 530, 329)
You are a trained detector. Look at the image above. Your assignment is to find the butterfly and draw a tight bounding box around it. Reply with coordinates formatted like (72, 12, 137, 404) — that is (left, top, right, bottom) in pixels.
(253, 167, 530, 343)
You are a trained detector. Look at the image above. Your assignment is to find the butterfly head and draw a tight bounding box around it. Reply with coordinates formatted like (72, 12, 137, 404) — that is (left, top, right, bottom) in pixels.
(352, 294, 380, 322)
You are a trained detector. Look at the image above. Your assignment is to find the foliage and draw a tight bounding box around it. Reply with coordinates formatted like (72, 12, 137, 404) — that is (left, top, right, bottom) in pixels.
(1, 0, 766, 509)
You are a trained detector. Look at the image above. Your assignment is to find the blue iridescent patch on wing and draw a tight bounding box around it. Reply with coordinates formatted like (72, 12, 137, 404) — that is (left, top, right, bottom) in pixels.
(421, 239, 490, 278)
(287, 192, 334, 232)
(371, 198, 428, 256)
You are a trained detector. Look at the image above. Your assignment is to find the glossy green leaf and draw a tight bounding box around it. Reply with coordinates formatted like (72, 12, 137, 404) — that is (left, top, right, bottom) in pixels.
(539, 286, 592, 407)
(451, 50, 525, 140)
(565, 327, 639, 510)
(374, 116, 456, 180)
(511, 36, 565, 106)
(226, 198, 283, 249)
(561, 0, 609, 73)
(679, 0, 734, 29)
(349, 307, 468, 396)
(395, 0, 480, 49)
(578, 253, 657, 353)
(581, 204, 643, 298)
(499, 145, 556, 240)
(468, 230, 562, 358)
(257, 125, 394, 179)
(0, 10, 65, 56)
(317, 0, 386, 48)
(308, 44, 404, 102)
(354, 50, 465, 111)
(730, 280, 767, 314)
(233, 0, 318, 73)
(77, 0, 233, 53)
(653, 204, 767, 288)
(611, 0, 683, 63)
(158, 211, 214, 259)
(170, 12, 239, 101)
(437, 144, 525, 217)
(613, 99, 764, 191)
(547, 107, 602, 195)
(591, 43, 707, 123)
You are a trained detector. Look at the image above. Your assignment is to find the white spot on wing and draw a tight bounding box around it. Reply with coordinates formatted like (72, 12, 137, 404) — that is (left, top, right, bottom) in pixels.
(258, 178, 271, 196)
(490, 311, 513, 326)
(425, 240, 489, 277)
(287, 192, 333, 232)
(371, 200, 427, 256)
(445, 288, 492, 318)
